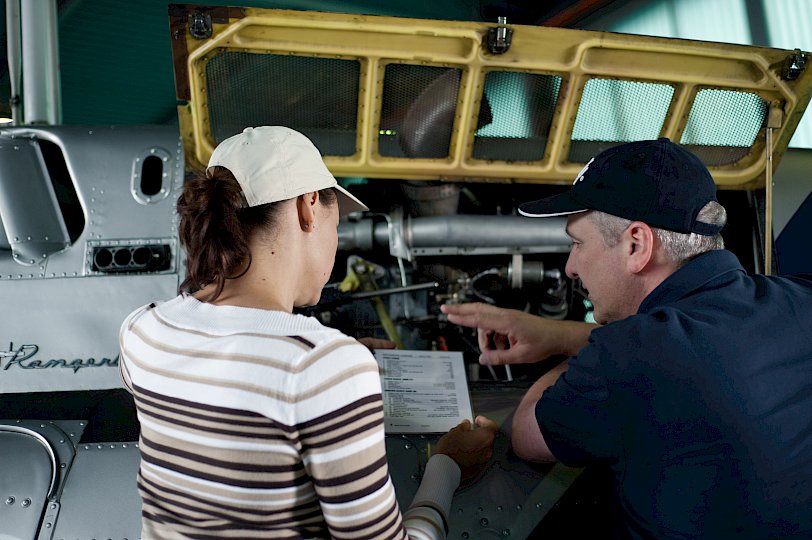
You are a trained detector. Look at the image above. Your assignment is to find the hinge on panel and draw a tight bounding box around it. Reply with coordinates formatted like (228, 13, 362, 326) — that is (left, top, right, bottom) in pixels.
(781, 49, 807, 81)
(188, 11, 212, 40)
(485, 16, 513, 54)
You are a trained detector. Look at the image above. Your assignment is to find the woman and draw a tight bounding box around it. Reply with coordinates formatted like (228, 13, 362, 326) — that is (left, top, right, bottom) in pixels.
(119, 126, 497, 539)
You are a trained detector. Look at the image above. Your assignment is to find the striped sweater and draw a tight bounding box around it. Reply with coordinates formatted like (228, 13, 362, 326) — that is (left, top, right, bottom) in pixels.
(119, 295, 458, 540)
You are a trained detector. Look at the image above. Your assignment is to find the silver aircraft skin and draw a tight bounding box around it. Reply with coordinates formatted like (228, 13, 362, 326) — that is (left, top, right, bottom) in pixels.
(0, 125, 183, 539)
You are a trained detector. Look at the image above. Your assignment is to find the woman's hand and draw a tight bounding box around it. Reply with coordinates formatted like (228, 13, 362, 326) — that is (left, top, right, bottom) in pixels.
(434, 416, 499, 482)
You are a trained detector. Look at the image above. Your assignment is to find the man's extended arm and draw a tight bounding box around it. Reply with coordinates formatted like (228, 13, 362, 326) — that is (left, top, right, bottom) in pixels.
(440, 302, 594, 365)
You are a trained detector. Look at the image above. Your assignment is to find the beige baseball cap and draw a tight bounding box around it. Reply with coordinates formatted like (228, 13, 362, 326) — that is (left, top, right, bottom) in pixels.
(207, 126, 368, 216)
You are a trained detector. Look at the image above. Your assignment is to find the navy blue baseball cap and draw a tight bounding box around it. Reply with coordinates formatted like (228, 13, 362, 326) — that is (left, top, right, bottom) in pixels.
(519, 138, 722, 236)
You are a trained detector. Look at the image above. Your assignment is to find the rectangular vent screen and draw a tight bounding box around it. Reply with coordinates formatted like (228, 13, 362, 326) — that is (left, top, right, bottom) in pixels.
(206, 53, 360, 155)
(92, 244, 172, 274)
(680, 89, 768, 166)
(569, 78, 675, 163)
(473, 71, 563, 162)
(379, 64, 462, 158)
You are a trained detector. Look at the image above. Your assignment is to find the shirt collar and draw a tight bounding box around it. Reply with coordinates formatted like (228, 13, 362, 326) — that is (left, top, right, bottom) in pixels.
(638, 250, 745, 314)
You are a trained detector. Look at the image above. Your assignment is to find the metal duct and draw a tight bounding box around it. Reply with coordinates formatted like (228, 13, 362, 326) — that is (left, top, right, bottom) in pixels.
(404, 215, 568, 249)
(339, 214, 570, 255)
(398, 69, 493, 158)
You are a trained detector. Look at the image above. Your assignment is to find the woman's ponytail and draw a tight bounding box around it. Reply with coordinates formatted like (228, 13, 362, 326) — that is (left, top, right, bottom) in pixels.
(177, 168, 253, 301)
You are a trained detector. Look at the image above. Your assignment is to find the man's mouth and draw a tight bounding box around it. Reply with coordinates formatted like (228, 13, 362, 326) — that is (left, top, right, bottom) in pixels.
(573, 278, 589, 299)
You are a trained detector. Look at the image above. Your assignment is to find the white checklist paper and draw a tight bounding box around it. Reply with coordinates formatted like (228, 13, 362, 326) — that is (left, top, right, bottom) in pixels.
(373, 349, 474, 434)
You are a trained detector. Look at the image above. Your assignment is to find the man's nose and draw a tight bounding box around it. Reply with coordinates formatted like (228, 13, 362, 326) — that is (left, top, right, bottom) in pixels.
(565, 253, 577, 280)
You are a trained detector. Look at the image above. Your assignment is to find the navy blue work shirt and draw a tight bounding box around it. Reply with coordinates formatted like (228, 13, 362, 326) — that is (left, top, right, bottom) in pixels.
(537, 249, 812, 539)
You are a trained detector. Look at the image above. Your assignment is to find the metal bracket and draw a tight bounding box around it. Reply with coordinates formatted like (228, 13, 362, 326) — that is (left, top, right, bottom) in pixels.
(387, 207, 412, 261)
(485, 16, 513, 55)
(37, 501, 60, 540)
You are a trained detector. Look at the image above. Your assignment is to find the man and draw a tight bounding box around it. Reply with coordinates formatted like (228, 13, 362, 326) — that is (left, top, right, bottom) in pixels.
(441, 138, 812, 539)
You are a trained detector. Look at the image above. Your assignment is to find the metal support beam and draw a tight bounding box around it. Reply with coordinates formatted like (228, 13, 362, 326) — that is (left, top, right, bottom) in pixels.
(21, 0, 62, 124)
(5, 0, 22, 124)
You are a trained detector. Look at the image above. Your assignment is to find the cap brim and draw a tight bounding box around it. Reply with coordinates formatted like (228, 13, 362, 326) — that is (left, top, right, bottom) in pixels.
(518, 191, 589, 218)
(335, 184, 368, 216)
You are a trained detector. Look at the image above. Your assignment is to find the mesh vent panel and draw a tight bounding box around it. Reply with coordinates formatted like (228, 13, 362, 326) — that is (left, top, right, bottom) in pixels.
(680, 89, 767, 165)
(473, 72, 562, 162)
(379, 64, 462, 158)
(569, 78, 674, 162)
(206, 53, 360, 156)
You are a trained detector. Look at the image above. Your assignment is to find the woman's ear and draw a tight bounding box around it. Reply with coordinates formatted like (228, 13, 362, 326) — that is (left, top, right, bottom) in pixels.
(624, 221, 655, 274)
(297, 192, 319, 231)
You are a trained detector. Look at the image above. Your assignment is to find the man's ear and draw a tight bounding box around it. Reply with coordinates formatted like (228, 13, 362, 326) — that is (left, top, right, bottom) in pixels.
(297, 192, 319, 231)
(624, 221, 655, 273)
